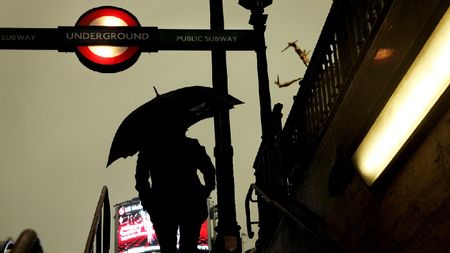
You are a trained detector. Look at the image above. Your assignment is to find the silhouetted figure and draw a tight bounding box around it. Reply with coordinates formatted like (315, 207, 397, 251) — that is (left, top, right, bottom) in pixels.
(135, 128, 216, 253)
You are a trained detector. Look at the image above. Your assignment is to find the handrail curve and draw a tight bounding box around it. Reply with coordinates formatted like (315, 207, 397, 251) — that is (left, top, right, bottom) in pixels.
(84, 185, 111, 253)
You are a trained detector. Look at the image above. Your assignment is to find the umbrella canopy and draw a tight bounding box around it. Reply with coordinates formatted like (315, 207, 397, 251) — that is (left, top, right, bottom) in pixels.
(106, 85, 243, 167)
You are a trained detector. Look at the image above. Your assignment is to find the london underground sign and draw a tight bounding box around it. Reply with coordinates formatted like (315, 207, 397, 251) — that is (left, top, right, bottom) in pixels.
(0, 6, 257, 73)
(73, 6, 143, 72)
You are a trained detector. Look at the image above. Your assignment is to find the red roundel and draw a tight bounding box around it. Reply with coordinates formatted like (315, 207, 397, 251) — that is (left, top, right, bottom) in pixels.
(75, 6, 141, 73)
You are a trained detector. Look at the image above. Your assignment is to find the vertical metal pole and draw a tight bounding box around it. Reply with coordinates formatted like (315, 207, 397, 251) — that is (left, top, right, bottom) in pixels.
(251, 7, 272, 138)
(209, 0, 242, 252)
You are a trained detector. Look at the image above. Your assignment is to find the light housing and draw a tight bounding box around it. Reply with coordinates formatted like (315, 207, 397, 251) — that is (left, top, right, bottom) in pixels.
(352, 7, 450, 186)
(238, 0, 273, 10)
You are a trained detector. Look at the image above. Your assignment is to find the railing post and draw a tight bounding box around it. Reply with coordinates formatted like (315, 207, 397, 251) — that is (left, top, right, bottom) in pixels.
(96, 216, 102, 253)
(102, 191, 110, 253)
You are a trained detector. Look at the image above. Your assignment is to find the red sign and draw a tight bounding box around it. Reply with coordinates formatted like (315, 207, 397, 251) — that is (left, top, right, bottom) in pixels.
(75, 6, 142, 73)
(115, 199, 210, 253)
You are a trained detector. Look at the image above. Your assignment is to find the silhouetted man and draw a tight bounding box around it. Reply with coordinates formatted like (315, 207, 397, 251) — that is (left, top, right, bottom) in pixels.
(135, 129, 216, 253)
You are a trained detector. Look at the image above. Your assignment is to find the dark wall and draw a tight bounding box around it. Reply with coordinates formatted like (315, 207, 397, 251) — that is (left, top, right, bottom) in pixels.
(258, 0, 450, 252)
(326, 107, 450, 253)
(263, 107, 450, 253)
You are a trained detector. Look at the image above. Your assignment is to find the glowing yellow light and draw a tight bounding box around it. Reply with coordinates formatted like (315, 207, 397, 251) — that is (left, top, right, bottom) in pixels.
(374, 48, 395, 60)
(91, 16, 127, 26)
(89, 16, 127, 58)
(352, 7, 450, 186)
(88, 46, 126, 58)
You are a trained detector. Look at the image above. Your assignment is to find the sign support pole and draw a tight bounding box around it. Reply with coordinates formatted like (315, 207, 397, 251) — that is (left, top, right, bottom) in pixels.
(251, 7, 272, 138)
(209, 0, 242, 252)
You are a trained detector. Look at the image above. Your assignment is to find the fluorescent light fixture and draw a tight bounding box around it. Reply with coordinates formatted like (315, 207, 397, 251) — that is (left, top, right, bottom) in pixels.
(352, 7, 450, 186)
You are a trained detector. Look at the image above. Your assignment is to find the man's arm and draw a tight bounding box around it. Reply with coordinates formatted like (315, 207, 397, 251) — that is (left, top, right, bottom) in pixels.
(135, 151, 152, 211)
(197, 144, 216, 196)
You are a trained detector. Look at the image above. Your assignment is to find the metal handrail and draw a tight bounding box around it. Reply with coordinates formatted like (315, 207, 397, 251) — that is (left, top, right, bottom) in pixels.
(253, 103, 289, 200)
(249, 184, 320, 240)
(248, 184, 344, 253)
(248, 2, 395, 251)
(249, 103, 289, 247)
(282, 0, 392, 185)
(245, 184, 258, 239)
(84, 185, 111, 253)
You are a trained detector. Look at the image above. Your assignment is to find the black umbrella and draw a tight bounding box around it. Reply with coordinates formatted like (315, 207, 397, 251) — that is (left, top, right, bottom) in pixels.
(106, 85, 243, 167)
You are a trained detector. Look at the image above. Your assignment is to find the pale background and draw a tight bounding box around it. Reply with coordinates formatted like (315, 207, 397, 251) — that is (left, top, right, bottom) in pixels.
(0, 1, 331, 252)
